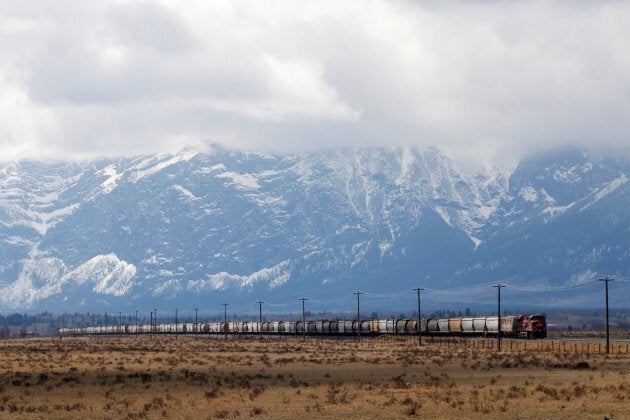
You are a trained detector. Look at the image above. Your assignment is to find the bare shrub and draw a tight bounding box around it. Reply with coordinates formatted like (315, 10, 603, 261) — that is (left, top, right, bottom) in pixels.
(250, 406, 267, 416)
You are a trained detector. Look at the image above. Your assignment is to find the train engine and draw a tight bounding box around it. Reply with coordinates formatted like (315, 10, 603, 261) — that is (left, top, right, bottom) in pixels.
(516, 314, 546, 338)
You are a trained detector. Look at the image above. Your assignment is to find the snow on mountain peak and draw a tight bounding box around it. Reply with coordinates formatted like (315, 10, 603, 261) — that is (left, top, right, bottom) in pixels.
(129, 150, 197, 183)
(1, 146, 627, 311)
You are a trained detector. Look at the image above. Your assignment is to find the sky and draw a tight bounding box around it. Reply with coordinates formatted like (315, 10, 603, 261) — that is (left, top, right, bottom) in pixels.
(1, 0, 629, 164)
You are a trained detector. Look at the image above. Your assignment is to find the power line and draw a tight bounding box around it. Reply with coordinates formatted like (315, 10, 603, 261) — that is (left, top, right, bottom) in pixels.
(240, 280, 619, 310)
(422, 284, 503, 295)
(95, 277, 627, 327)
(363, 289, 415, 298)
(502, 281, 599, 292)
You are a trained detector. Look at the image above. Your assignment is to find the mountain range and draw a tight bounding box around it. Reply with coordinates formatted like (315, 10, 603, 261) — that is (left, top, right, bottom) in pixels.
(0, 146, 628, 315)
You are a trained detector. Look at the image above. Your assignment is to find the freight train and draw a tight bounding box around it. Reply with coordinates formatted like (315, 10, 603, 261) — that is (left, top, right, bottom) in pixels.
(58, 314, 546, 339)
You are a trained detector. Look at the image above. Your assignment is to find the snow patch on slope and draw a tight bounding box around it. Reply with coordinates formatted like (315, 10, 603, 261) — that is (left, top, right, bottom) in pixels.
(130, 151, 197, 183)
(64, 254, 137, 296)
(186, 260, 292, 292)
(0, 258, 67, 307)
(395, 147, 416, 186)
(580, 175, 628, 212)
(542, 202, 576, 219)
(216, 171, 261, 189)
(96, 164, 122, 196)
(0, 254, 136, 308)
(172, 185, 198, 201)
(519, 185, 538, 202)
(552, 162, 592, 183)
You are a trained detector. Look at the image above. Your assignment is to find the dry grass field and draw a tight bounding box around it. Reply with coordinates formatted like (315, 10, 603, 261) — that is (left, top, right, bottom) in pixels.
(0, 335, 628, 419)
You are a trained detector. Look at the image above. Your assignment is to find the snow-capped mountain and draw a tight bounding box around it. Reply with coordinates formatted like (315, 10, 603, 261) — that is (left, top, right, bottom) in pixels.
(0, 146, 627, 313)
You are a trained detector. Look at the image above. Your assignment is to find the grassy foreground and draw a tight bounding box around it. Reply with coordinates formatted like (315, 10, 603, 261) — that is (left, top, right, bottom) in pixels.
(0, 336, 628, 419)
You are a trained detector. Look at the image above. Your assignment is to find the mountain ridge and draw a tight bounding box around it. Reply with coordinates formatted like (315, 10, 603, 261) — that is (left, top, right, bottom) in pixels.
(0, 146, 627, 312)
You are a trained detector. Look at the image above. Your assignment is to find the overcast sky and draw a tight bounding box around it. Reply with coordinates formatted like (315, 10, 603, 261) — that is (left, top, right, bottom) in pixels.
(1, 0, 629, 164)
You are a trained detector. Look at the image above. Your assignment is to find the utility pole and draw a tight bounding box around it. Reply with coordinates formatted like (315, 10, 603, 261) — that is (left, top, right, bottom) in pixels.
(256, 301, 265, 339)
(413, 287, 425, 346)
(354, 291, 364, 340)
(222, 303, 229, 340)
(599, 277, 614, 354)
(493, 285, 505, 351)
(154, 308, 158, 336)
(105, 312, 108, 333)
(119, 312, 122, 333)
(175, 309, 178, 340)
(135, 310, 138, 335)
(298, 298, 308, 340)
(194, 308, 199, 339)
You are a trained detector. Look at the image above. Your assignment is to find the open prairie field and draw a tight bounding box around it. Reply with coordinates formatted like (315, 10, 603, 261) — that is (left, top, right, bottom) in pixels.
(0, 336, 628, 419)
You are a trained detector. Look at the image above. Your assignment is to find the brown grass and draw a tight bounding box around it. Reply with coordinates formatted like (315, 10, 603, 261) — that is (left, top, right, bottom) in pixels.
(0, 335, 628, 419)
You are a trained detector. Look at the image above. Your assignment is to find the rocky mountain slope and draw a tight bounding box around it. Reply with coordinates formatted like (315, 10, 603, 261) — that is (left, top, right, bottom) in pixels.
(0, 146, 627, 313)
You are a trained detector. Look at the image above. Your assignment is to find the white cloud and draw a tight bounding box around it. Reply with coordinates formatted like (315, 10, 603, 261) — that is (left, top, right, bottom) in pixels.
(0, 0, 629, 163)
(203, 55, 361, 122)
